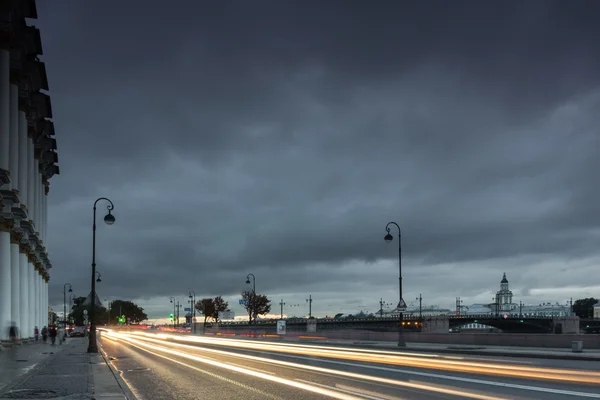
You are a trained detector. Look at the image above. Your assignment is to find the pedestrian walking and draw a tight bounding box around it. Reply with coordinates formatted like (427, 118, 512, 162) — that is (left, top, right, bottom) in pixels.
(58, 325, 66, 345)
(41, 326, 48, 343)
(8, 322, 19, 346)
(49, 325, 57, 345)
(34, 326, 39, 341)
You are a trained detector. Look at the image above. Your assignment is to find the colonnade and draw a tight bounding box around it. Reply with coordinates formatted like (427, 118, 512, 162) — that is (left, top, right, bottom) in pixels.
(0, 2, 59, 341)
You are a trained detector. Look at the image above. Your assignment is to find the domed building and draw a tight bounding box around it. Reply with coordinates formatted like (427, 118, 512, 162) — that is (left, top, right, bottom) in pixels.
(494, 273, 517, 313)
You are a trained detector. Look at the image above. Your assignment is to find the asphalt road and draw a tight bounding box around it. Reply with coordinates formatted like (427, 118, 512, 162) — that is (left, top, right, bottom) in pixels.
(98, 330, 600, 400)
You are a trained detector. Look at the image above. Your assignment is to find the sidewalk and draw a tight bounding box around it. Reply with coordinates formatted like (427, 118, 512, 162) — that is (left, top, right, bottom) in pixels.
(0, 337, 136, 400)
(0, 340, 54, 394)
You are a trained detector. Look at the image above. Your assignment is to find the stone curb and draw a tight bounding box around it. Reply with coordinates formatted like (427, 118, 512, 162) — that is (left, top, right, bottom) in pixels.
(98, 346, 138, 400)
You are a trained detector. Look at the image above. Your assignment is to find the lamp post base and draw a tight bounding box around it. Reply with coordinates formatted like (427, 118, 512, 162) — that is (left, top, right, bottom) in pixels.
(87, 329, 99, 353)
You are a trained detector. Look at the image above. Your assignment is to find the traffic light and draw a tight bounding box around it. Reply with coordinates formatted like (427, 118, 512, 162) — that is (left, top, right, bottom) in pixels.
(118, 316, 125, 323)
(169, 313, 174, 321)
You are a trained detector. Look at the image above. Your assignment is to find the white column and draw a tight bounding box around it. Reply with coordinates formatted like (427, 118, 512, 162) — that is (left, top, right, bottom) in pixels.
(0, 49, 10, 183)
(27, 139, 35, 223)
(34, 271, 39, 331)
(18, 112, 28, 212)
(10, 240, 20, 334)
(45, 280, 48, 326)
(8, 83, 20, 334)
(40, 192, 44, 243)
(0, 49, 11, 341)
(43, 279, 47, 326)
(19, 251, 28, 335)
(35, 272, 42, 329)
(38, 273, 42, 330)
(34, 162, 39, 230)
(42, 185, 46, 243)
(9, 84, 18, 191)
(0, 229, 10, 341)
(44, 192, 48, 243)
(28, 259, 34, 337)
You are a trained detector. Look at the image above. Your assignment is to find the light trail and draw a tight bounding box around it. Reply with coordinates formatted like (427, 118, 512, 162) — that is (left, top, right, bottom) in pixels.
(101, 330, 513, 399)
(103, 329, 600, 385)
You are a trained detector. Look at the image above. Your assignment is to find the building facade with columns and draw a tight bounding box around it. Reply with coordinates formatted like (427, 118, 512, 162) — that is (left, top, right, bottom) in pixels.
(0, 1, 59, 341)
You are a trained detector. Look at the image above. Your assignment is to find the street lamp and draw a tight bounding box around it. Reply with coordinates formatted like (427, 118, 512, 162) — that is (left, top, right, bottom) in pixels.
(384, 221, 406, 347)
(63, 283, 72, 326)
(176, 301, 182, 327)
(169, 297, 176, 329)
(189, 291, 196, 334)
(416, 294, 423, 320)
(95, 272, 102, 283)
(88, 197, 115, 354)
(246, 273, 256, 324)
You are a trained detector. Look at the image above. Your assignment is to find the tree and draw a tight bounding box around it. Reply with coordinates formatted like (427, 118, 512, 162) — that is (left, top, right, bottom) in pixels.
(107, 300, 148, 324)
(194, 296, 229, 325)
(573, 298, 598, 318)
(211, 296, 229, 323)
(68, 297, 107, 326)
(195, 298, 215, 326)
(241, 290, 271, 324)
(49, 311, 58, 325)
(334, 313, 344, 319)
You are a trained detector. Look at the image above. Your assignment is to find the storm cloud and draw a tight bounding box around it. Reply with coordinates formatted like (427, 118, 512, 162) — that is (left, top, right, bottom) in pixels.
(34, 0, 600, 318)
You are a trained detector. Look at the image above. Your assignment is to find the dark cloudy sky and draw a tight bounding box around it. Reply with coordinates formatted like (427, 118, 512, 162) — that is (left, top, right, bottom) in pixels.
(36, 0, 600, 320)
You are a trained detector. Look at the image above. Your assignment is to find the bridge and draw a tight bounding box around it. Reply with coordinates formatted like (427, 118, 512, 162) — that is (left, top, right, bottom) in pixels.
(448, 315, 554, 333)
(219, 314, 590, 334)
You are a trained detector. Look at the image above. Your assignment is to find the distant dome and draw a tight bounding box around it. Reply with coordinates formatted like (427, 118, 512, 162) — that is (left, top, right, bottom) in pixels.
(501, 273, 508, 283)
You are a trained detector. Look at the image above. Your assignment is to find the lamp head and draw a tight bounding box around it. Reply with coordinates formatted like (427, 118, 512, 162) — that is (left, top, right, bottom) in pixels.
(104, 211, 116, 225)
(68, 287, 72, 293)
(384, 233, 393, 243)
(96, 276, 102, 283)
(246, 278, 251, 284)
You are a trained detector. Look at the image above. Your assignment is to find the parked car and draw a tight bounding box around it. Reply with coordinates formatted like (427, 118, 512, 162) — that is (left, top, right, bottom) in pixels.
(70, 326, 87, 337)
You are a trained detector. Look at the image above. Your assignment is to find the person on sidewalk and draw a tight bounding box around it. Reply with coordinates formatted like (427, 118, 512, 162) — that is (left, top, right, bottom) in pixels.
(41, 326, 48, 343)
(49, 325, 57, 345)
(8, 322, 19, 346)
(34, 326, 39, 341)
(58, 325, 66, 345)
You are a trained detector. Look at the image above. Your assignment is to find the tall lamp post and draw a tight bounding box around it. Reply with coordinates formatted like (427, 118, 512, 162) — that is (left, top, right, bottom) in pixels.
(63, 283, 72, 325)
(189, 291, 196, 333)
(88, 197, 115, 353)
(169, 297, 176, 329)
(384, 221, 405, 347)
(416, 294, 423, 320)
(246, 273, 256, 324)
(176, 301, 182, 327)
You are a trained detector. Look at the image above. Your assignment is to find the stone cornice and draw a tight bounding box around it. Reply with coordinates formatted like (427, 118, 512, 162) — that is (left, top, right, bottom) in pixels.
(18, 58, 48, 109)
(27, 90, 52, 121)
(0, 169, 9, 186)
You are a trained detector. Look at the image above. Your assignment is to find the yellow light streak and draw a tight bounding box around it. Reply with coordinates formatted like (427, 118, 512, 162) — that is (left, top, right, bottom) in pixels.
(100, 329, 600, 385)
(102, 332, 509, 399)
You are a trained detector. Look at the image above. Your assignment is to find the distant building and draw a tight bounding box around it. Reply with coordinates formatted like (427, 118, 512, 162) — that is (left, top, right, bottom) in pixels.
(455, 273, 572, 330)
(496, 273, 515, 312)
(593, 305, 600, 318)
